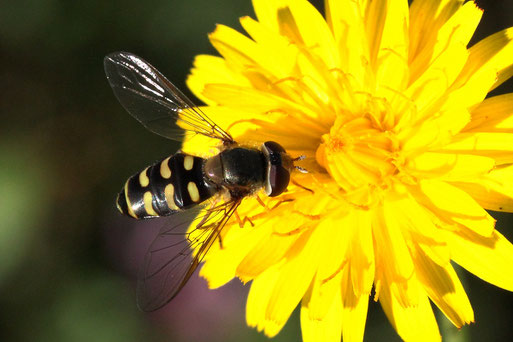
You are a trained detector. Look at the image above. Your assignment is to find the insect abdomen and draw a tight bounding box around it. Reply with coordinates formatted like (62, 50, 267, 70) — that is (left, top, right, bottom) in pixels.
(117, 153, 218, 219)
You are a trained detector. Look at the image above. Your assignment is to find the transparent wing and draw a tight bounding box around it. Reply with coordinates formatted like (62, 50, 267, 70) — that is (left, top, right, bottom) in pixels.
(104, 52, 233, 143)
(136, 199, 241, 312)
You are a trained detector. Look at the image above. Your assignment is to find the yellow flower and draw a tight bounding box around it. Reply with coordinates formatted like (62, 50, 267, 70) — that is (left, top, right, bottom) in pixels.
(182, 0, 513, 341)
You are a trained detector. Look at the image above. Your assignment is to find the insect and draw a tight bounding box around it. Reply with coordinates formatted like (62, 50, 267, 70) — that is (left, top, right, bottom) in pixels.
(104, 52, 300, 311)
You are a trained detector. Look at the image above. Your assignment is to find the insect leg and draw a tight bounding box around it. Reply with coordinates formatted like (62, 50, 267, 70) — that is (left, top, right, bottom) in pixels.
(291, 179, 314, 193)
(233, 209, 255, 229)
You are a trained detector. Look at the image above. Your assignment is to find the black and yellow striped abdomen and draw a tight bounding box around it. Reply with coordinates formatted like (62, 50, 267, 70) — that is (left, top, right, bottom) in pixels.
(117, 153, 218, 219)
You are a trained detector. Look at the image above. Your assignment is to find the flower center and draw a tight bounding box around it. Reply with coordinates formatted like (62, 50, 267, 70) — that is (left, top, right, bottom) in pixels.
(316, 110, 399, 197)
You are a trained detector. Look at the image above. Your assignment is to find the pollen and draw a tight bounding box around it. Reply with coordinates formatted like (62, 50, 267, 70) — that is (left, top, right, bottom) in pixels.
(323, 134, 345, 152)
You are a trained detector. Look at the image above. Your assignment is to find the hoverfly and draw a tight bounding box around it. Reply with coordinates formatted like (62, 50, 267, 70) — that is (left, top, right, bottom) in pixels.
(104, 52, 299, 311)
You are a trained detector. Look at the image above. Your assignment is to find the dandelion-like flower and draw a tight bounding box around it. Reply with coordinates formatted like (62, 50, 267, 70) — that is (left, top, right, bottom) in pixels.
(181, 0, 513, 340)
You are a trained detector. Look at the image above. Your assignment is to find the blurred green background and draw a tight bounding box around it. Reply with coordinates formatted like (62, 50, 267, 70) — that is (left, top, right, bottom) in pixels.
(0, 0, 512, 341)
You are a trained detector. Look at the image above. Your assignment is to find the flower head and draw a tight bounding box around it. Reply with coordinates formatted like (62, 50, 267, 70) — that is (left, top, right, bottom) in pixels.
(182, 0, 513, 340)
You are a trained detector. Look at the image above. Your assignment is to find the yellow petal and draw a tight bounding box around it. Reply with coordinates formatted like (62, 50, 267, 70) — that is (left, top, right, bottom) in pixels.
(266, 221, 330, 326)
(412, 246, 474, 328)
(315, 214, 352, 285)
(292, 190, 338, 216)
(341, 267, 370, 342)
(306, 272, 342, 321)
(410, 1, 481, 86)
(209, 24, 257, 68)
(398, 105, 471, 156)
(433, 1, 482, 65)
(209, 24, 286, 79)
(307, 213, 353, 320)
(364, 0, 387, 70)
(405, 152, 495, 181)
(200, 218, 271, 288)
(348, 208, 375, 297)
(495, 64, 513, 92)
(379, 284, 441, 342)
(302, 263, 370, 342)
(283, 0, 339, 69)
(445, 228, 513, 291)
(409, 0, 465, 72)
(240, 15, 297, 77)
(246, 264, 287, 337)
(464, 93, 513, 132)
(325, 0, 369, 77)
(449, 164, 513, 212)
(187, 54, 250, 105)
(373, 199, 417, 307)
(433, 105, 471, 139)
(445, 60, 498, 110)
(202, 83, 319, 123)
(391, 193, 450, 267)
(251, 0, 288, 33)
(374, 0, 409, 94)
(406, 44, 468, 118)
(237, 220, 302, 279)
(442, 132, 513, 164)
(301, 282, 343, 342)
(417, 180, 496, 237)
(398, 118, 447, 154)
(455, 27, 513, 92)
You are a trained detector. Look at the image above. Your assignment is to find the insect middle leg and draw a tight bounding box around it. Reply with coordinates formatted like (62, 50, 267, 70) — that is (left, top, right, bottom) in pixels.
(234, 211, 255, 228)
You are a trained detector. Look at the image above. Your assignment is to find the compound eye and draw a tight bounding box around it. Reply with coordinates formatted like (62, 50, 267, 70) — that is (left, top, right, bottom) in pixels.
(262, 141, 290, 197)
(263, 141, 286, 154)
(265, 164, 290, 196)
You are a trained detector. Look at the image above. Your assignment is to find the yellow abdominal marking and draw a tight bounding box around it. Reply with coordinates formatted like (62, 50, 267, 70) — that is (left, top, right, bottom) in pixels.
(124, 182, 137, 218)
(139, 167, 150, 187)
(143, 191, 157, 216)
(184, 155, 194, 171)
(187, 181, 200, 202)
(160, 157, 171, 179)
(165, 184, 179, 210)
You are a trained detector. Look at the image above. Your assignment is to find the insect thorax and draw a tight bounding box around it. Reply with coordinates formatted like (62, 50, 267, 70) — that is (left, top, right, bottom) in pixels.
(204, 147, 266, 197)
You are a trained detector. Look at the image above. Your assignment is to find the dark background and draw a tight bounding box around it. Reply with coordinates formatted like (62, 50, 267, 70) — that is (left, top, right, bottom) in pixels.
(0, 0, 512, 341)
